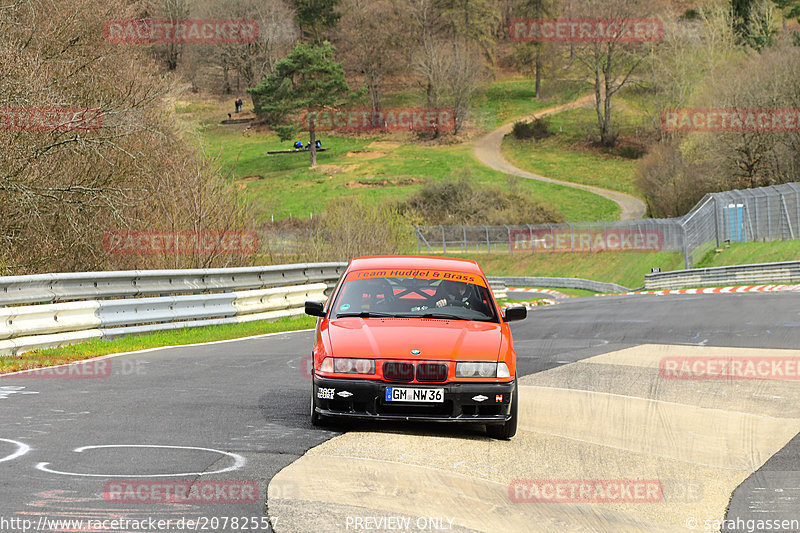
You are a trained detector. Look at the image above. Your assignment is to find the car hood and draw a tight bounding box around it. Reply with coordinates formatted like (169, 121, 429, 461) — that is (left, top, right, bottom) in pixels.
(326, 318, 502, 361)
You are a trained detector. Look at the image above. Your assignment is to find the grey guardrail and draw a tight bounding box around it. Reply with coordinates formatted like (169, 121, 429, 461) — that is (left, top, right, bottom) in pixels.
(489, 276, 630, 294)
(488, 280, 507, 300)
(644, 261, 800, 290)
(0, 263, 345, 306)
(0, 263, 347, 356)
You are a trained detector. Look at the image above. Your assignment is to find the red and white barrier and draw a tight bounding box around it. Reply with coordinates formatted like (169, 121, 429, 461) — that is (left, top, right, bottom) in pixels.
(599, 284, 800, 297)
(507, 288, 570, 299)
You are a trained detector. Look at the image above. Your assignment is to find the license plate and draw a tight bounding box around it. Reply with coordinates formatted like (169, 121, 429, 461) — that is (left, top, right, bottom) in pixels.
(385, 387, 444, 403)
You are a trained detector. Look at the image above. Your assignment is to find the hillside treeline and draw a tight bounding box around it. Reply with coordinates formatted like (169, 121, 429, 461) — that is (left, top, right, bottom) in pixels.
(4, 0, 800, 272)
(138, 0, 800, 218)
(0, 0, 253, 274)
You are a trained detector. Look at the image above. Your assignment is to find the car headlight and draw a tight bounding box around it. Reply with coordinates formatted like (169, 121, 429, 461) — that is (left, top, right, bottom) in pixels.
(321, 358, 375, 375)
(456, 362, 500, 378)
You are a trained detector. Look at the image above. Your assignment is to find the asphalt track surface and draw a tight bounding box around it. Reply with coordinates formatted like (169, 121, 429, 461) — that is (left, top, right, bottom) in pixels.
(1, 292, 799, 532)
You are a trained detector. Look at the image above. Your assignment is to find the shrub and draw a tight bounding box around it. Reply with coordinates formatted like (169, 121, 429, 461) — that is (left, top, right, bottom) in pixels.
(634, 142, 720, 218)
(308, 197, 415, 261)
(511, 118, 552, 141)
(399, 177, 564, 225)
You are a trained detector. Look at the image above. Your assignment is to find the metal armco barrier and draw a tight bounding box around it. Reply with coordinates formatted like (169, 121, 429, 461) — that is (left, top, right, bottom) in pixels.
(0, 263, 347, 356)
(489, 280, 508, 300)
(489, 276, 631, 294)
(644, 261, 800, 290)
(0, 263, 345, 306)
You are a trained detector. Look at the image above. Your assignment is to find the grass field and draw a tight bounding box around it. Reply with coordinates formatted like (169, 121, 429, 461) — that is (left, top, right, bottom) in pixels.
(471, 78, 591, 129)
(697, 241, 800, 268)
(472, 241, 800, 290)
(500, 104, 646, 197)
(464, 251, 685, 289)
(359, 78, 592, 130)
(196, 121, 620, 223)
(0, 316, 315, 374)
(177, 78, 621, 223)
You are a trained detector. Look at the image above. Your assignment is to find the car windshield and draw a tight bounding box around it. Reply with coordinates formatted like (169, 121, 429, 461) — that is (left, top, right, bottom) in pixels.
(331, 274, 498, 322)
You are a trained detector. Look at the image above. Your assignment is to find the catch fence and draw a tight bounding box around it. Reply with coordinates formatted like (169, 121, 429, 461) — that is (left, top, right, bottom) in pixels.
(413, 183, 800, 269)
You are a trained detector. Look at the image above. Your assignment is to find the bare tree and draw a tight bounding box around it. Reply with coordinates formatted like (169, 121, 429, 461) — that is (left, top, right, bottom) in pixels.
(403, 0, 448, 108)
(646, 4, 741, 140)
(194, 0, 299, 94)
(513, 0, 559, 98)
(140, 0, 189, 71)
(443, 40, 488, 134)
(564, 0, 660, 146)
(439, 0, 501, 65)
(336, 0, 401, 112)
(0, 0, 256, 273)
(691, 40, 800, 188)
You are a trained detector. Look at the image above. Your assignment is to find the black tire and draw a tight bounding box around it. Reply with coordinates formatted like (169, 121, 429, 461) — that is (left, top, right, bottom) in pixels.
(310, 390, 325, 427)
(487, 379, 518, 440)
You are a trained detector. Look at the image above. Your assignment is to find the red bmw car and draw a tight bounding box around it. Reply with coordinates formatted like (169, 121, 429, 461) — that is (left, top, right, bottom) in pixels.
(304, 256, 526, 439)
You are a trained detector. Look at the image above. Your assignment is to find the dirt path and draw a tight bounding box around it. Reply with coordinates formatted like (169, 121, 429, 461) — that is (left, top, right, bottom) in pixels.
(473, 94, 647, 221)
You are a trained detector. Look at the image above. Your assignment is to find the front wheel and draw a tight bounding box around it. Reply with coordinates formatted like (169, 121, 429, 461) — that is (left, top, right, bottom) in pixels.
(310, 391, 325, 427)
(486, 380, 518, 440)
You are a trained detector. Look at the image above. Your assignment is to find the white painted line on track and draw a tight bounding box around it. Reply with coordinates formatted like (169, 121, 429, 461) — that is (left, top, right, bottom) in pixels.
(35, 444, 246, 477)
(0, 438, 32, 464)
(0, 386, 39, 399)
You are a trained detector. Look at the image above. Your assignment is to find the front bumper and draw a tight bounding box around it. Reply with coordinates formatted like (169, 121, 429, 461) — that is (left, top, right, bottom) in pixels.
(312, 375, 515, 423)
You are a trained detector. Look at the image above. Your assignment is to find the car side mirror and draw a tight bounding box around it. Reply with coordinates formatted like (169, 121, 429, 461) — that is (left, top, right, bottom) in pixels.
(503, 306, 527, 322)
(305, 301, 326, 318)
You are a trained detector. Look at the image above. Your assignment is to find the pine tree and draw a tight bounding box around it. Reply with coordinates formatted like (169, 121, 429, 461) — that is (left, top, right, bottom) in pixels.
(248, 42, 361, 167)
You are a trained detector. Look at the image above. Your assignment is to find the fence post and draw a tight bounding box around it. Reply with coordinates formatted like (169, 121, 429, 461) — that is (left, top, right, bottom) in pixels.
(587, 223, 592, 252)
(414, 225, 434, 253)
(682, 223, 691, 269)
(795, 187, 800, 237)
(754, 198, 760, 241)
(440, 225, 447, 254)
(568, 222, 574, 250)
(713, 196, 720, 248)
(462, 226, 467, 253)
(781, 194, 795, 240)
(522, 224, 529, 254)
(485, 226, 490, 253)
(505, 225, 513, 254)
(767, 192, 772, 240)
